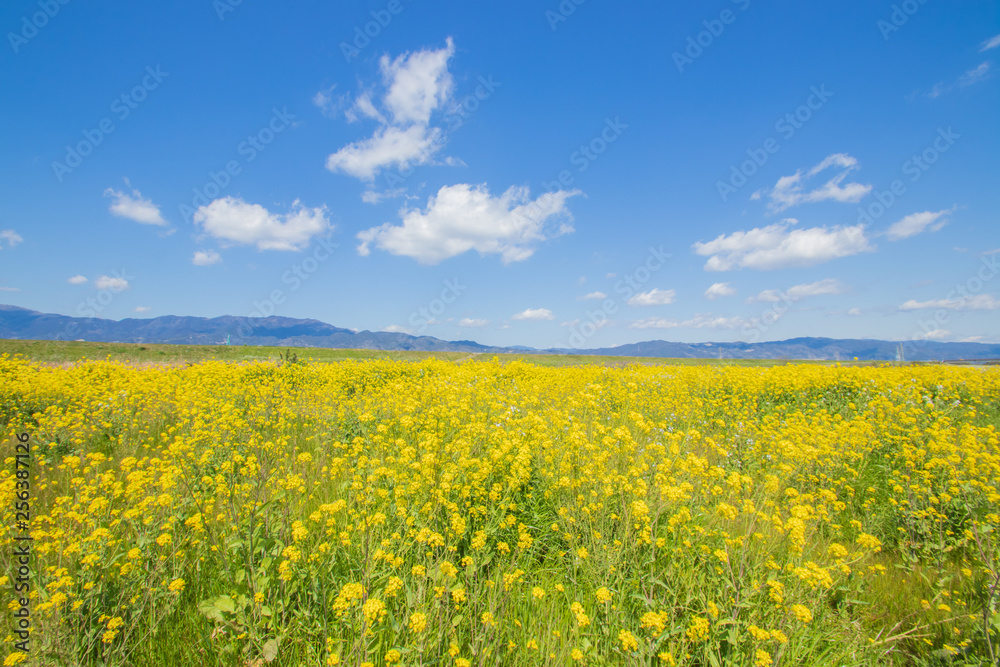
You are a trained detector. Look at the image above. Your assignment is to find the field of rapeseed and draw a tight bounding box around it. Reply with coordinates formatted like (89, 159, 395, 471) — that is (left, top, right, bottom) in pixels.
(1, 355, 998, 666)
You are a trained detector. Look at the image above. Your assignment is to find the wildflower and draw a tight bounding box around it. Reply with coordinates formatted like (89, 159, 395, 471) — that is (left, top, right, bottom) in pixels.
(789, 604, 813, 623)
(409, 612, 428, 633)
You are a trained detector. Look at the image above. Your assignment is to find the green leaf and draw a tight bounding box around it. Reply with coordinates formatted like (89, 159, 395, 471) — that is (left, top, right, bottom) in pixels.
(452, 614, 464, 627)
(262, 638, 279, 662)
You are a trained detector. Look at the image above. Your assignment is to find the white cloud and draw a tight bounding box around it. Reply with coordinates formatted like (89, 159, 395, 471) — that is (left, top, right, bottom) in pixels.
(512, 308, 554, 321)
(789, 278, 847, 299)
(630, 314, 745, 330)
(0, 286, 19, 292)
(981, 34, 1000, 52)
(959, 61, 990, 87)
(382, 324, 414, 334)
(381, 37, 455, 126)
(194, 197, 330, 251)
(104, 186, 167, 226)
(67, 275, 88, 284)
(357, 183, 579, 264)
(580, 291, 607, 300)
(361, 188, 407, 204)
(761, 154, 871, 213)
(627, 288, 676, 307)
(900, 294, 1000, 311)
(192, 249, 222, 266)
(312, 85, 345, 118)
(704, 282, 735, 299)
(749, 278, 847, 303)
(847, 307, 862, 316)
(95, 275, 129, 291)
(326, 125, 442, 181)
(884, 208, 954, 241)
(929, 62, 991, 98)
(693, 220, 873, 271)
(0, 229, 23, 248)
(915, 329, 951, 341)
(325, 38, 456, 183)
(133, 306, 151, 313)
(458, 317, 489, 327)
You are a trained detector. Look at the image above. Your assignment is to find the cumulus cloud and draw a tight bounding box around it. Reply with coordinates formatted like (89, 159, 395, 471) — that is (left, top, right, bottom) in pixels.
(884, 208, 954, 241)
(693, 220, 873, 271)
(758, 154, 871, 213)
(580, 291, 606, 300)
(900, 295, 1000, 311)
(326, 125, 443, 182)
(630, 314, 745, 330)
(704, 282, 735, 299)
(325, 38, 455, 185)
(627, 288, 676, 307)
(356, 183, 579, 264)
(749, 278, 847, 303)
(0, 229, 23, 249)
(512, 308, 554, 321)
(95, 275, 129, 291)
(380, 39, 455, 126)
(458, 317, 489, 327)
(194, 197, 330, 251)
(67, 275, 88, 285)
(104, 186, 167, 226)
(192, 249, 222, 266)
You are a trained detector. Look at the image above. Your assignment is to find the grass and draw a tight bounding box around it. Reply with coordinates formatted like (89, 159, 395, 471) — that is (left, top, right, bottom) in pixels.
(0, 339, 859, 367)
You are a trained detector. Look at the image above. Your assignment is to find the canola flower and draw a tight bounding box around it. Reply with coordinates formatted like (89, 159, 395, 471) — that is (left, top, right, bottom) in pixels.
(0, 355, 997, 665)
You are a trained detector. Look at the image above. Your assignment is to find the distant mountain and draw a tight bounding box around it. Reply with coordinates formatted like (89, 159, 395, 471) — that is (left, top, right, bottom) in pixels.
(550, 337, 1000, 361)
(2, 305, 998, 361)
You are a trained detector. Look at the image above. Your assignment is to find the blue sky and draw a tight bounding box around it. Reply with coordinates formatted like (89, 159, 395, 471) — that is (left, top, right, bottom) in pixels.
(1, 0, 998, 349)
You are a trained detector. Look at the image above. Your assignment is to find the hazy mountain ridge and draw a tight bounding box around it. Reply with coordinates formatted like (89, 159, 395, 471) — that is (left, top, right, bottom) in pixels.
(1, 305, 998, 360)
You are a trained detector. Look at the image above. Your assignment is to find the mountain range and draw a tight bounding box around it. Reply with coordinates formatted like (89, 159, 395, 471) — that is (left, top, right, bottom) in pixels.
(1, 305, 997, 361)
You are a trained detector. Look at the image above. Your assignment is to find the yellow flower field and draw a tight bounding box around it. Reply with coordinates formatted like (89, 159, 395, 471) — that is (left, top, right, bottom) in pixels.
(1, 355, 998, 666)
